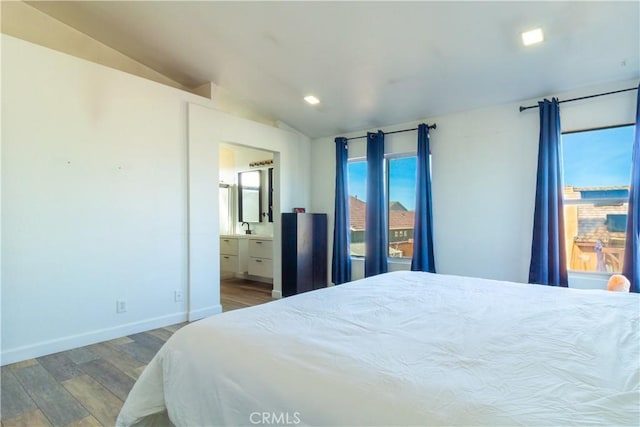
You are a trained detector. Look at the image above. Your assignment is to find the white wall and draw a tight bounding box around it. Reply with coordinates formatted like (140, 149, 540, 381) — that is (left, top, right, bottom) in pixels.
(188, 105, 311, 302)
(1, 34, 310, 364)
(311, 79, 638, 287)
(219, 144, 237, 185)
(0, 35, 214, 363)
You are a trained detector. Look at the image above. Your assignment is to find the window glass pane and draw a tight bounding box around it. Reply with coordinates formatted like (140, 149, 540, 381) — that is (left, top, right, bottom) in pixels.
(563, 126, 633, 187)
(388, 157, 417, 258)
(562, 125, 633, 273)
(348, 157, 418, 259)
(348, 161, 367, 256)
(564, 201, 628, 273)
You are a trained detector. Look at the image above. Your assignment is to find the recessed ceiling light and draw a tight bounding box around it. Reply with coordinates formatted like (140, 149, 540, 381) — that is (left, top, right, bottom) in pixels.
(304, 95, 320, 105)
(522, 28, 544, 46)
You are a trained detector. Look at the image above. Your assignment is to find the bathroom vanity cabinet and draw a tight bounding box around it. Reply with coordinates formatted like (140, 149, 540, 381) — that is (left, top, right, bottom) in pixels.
(247, 238, 273, 279)
(220, 235, 273, 281)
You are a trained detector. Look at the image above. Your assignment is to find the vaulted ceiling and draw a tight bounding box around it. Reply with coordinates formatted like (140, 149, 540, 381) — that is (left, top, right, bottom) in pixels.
(28, 1, 639, 138)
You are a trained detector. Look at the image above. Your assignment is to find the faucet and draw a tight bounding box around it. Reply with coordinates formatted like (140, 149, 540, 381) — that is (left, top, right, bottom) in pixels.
(241, 222, 252, 235)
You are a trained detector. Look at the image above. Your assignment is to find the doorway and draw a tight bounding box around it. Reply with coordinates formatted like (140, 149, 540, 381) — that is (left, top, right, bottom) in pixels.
(219, 143, 276, 300)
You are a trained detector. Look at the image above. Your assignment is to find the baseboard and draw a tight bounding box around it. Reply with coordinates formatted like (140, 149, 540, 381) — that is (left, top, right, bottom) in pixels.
(188, 304, 222, 322)
(271, 289, 282, 299)
(1, 312, 187, 366)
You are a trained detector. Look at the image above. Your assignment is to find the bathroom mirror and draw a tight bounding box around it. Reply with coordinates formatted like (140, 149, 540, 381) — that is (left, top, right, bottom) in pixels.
(238, 170, 262, 223)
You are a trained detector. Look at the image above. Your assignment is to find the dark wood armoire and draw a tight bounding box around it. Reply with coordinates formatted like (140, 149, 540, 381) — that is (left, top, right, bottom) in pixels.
(281, 213, 327, 297)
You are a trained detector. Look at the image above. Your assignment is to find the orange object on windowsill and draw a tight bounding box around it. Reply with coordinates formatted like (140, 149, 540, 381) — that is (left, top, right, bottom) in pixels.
(607, 274, 631, 292)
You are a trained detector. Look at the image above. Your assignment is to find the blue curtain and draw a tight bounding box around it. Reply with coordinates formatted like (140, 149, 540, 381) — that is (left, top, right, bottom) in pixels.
(529, 98, 568, 287)
(365, 131, 388, 277)
(622, 85, 640, 293)
(332, 137, 352, 285)
(411, 124, 436, 272)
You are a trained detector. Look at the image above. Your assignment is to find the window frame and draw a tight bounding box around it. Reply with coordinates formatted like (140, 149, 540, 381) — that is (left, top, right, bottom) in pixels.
(561, 123, 633, 274)
(348, 151, 417, 261)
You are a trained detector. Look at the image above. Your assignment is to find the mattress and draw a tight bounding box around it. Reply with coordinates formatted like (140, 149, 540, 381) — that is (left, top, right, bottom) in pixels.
(116, 271, 640, 426)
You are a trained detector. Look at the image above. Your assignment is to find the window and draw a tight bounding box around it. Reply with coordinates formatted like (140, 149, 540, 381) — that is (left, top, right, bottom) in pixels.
(347, 161, 367, 257)
(348, 155, 417, 259)
(388, 156, 417, 258)
(562, 125, 634, 273)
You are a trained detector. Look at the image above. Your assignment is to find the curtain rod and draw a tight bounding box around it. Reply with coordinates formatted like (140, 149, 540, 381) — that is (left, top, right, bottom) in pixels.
(345, 123, 437, 141)
(519, 87, 638, 112)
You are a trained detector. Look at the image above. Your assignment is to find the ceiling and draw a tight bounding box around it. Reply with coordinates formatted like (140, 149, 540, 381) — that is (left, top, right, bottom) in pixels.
(28, 1, 639, 138)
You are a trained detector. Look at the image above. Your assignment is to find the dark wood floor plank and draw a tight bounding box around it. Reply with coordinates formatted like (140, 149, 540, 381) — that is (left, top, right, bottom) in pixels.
(162, 322, 188, 333)
(78, 359, 135, 402)
(146, 328, 173, 342)
(62, 375, 122, 427)
(11, 364, 88, 427)
(63, 348, 100, 365)
(116, 341, 157, 364)
(1, 369, 38, 421)
(37, 353, 83, 382)
(5, 360, 38, 370)
(127, 332, 166, 353)
(84, 343, 143, 380)
(1, 408, 51, 427)
(104, 336, 133, 346)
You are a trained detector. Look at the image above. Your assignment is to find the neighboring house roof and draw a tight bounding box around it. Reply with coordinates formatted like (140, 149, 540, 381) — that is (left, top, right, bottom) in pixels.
(564, 186, 629, 246)
(389, 210, 415, 230)
(349, 196, 415, 231)
(389, 201, 408, 211)
(349, 196, 366, 231)
(572, 186, 630, 192)
(564, 185, 630, 200)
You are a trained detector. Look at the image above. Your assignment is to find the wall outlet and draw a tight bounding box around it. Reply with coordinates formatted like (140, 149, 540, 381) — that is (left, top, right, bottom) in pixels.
(116, 300, 127, 313)
(174, 290, 184, 302)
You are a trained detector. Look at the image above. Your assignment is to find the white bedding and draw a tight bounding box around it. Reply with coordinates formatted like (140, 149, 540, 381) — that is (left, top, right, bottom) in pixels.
(117, 271, 640, 426)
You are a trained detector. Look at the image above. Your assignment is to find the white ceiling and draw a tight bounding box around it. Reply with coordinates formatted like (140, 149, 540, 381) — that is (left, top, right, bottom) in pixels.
(29, 1, 639, 138)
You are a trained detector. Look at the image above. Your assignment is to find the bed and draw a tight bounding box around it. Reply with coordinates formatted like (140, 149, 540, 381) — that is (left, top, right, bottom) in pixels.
(116, 271, 639, 426)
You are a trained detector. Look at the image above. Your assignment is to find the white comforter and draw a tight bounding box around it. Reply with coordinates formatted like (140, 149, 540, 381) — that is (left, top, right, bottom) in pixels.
(117, 271, 640, 426)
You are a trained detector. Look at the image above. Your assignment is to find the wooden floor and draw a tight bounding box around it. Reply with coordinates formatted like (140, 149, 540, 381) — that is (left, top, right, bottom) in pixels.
(1, 279, 273, 427)
(220, 277, 273, 311)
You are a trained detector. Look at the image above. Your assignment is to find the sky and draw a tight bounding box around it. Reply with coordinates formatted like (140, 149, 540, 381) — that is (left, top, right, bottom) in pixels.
(562, 125, 634, 188)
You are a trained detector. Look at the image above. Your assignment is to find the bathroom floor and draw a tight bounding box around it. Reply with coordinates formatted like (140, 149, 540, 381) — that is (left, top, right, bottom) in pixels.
(220, 278, 274, 311)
